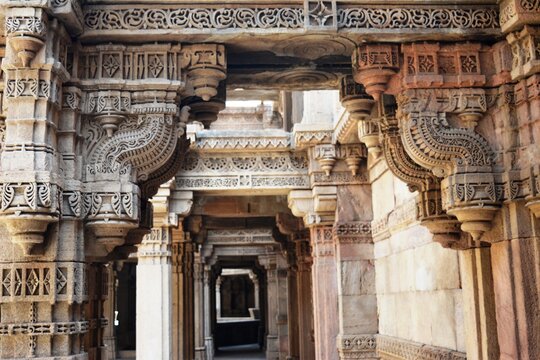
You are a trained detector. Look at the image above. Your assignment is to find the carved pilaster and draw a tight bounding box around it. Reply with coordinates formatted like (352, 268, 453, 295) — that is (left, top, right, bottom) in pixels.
(0, 13, 70, 255)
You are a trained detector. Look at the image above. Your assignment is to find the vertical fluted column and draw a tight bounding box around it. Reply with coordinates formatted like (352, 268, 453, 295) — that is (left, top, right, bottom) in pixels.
(136, 227, 172, 360)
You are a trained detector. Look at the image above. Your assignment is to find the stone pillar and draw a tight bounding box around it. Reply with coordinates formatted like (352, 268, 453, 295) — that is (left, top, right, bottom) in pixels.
(285, 242, 300, 360)
(0, 7, 89, 359)
(171, 228, 195, 360)
(294, 234, 316, 360)
(203, 265, 215, 360)
(216, 276, 222, 319)
(253, 276, 260, 309)
(310, 226, 340, 360)
(136, 227, 172, 360)
(102, 263, 118, 360)
(260, 255, 280, 360)
(288, 187, 339, 360)
(459, 247, 499, 360)
(194, 253, 207, 360)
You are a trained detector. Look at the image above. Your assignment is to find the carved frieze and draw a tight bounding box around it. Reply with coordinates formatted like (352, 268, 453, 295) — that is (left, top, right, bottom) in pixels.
(82, 4, 500, 36)
(337, 334, 376, 360)
(206, 229, 275, 245)
(177, 152, 309, 192)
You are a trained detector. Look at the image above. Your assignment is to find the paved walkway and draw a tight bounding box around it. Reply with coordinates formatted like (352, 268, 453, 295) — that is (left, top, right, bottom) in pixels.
(215, 344, 265, 359)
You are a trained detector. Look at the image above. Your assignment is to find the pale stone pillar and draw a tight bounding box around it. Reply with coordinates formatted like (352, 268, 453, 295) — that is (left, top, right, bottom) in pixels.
(216, 276, 222, 319)
(204, 265, 215, 360)
(285, 242, 300, 360)
(459, 247, 499, 360)
(102, 263, 118, 360)
(295, 235, 316, 360)
(194, 254, 207, 360)
(249, 272, 260, 309)
(136, 228, 172, 360)
(310, 226, 340, 360)
(171, 227, 196, 360)
(260, 255, 280, 360)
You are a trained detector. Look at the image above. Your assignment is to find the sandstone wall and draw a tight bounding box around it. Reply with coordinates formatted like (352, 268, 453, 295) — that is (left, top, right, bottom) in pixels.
(371, 162, 466, 352)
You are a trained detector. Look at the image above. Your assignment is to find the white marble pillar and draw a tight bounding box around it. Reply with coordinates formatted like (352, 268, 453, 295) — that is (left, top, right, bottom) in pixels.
(136, 228, 172, 360)
(204, 265, 215, 360)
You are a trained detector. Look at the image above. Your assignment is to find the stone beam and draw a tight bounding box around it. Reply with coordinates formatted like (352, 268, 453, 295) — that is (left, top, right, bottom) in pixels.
(80, 2, 501, 44)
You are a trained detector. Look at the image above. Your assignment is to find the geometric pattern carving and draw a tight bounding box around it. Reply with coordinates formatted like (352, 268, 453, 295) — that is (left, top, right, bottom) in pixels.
(338, 334, 376, 359)
(0, 262, 86, 304)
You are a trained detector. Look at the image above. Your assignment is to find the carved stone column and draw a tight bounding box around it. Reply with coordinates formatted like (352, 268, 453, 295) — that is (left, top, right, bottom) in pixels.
(137, 188, 193, 360)
(296, 235, 316, 360)
(289, 189, 339, 360)
(194, 253, 207, 360)
(0, 7, 90, 359)
(284, 242, 300, 360)
(203, 265, 215, 360)
(136, 228, 173, 360)
(215, 276, 222, 319)
(493, 9, 540, 359)
(102, 263, 118, 360)
(260, 254, 281, 360)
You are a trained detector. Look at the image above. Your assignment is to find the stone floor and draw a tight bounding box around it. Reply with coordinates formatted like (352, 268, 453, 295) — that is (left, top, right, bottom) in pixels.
(215, 344, 266, 359)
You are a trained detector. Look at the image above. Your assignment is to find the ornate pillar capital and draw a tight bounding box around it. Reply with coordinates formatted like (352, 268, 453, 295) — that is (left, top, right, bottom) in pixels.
(287, 187, 336, 227)
(352, 44, 400, 101)
(181, 44, 227, 101)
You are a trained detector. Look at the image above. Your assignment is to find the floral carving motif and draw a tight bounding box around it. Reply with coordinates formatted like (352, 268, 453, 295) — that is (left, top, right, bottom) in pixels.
(84, 7, 304, 31)
(338, 7, 499, 29)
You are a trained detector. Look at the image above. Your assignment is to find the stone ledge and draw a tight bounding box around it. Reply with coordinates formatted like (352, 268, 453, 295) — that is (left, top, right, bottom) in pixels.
(377, 335, 466, 360)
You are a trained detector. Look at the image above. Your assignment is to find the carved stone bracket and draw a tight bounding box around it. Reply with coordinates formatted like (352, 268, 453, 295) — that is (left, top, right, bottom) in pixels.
(507, 25, 540, 80)
(397, 89, 499, 241)
(352, 44, 400, 100)
(181, 44, 227, 101)
(288, 187, 336, 227)
(379, 115, 462, 248)
(5, 7, 47, 68)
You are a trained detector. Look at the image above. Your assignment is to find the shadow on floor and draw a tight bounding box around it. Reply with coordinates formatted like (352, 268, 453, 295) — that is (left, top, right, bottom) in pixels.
(215, 343, 266, 359)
